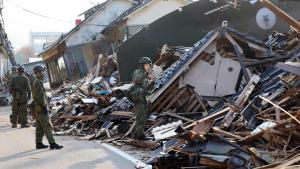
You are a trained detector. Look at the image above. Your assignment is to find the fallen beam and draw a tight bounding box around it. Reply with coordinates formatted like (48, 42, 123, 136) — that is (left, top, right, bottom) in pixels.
(259, 96, 300, 125)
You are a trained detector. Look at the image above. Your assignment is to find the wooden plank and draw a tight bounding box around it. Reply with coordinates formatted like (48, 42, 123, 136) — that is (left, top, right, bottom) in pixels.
(183, 107, 230, 130)
(122, 121, 136, 138)
(154, 81, 178, 112)
(273, 155, 300, 169)
(164, 87, 188, 111)
(192, 118, 214, 135)
(234, 45, 251, 82)
(192, 104, 202, 113)
(163, 111, 195, 123)
(225, 32, 243, 54)
(151, 83, 173, 110)
(212, 127, 243, 139)
(259, 96, 300, 125)
(222, 75, 261, 128)
(187, 96, 198, 112)
(145, 118, 166, 136)
(240, 120, 289, 143)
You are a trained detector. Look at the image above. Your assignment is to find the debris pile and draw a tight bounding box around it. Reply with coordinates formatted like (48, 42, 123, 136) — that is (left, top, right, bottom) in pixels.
(48, 26, 300, 168)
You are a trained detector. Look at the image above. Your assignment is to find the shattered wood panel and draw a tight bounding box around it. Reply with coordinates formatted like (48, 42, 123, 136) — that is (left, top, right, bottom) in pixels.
(191, 119, 214, 135)
(221, 75, 261, 128)
(152, 86, 205, 113)
(151, 79, 179, 112)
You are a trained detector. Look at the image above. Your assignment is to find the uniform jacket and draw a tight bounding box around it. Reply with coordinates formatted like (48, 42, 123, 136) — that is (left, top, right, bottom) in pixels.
(32, 77, 47, 112)
(10, 74, 31, 102)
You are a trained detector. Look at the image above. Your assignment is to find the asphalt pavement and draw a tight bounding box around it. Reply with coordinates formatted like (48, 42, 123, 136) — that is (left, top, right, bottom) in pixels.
(0, 106, 136, 169)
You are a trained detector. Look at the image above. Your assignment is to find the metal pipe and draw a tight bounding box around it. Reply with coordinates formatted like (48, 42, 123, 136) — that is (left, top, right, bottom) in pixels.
(260, 0, 300, 32)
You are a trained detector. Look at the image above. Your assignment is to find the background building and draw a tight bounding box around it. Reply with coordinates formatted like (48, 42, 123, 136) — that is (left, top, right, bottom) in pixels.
(29, 31, 63, 55)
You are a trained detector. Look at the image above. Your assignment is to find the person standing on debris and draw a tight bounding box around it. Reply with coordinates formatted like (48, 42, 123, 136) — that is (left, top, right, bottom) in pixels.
(10, 66, 31, 128)
(131, 57, 153, 140)
(32, 65, 63, 150)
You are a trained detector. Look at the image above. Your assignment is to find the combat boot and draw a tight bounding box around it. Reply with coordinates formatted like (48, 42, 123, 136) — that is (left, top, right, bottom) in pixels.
(12, 124, 17, 128)
(21, 124, 30, 128)
(36, 143, 49, 149)
(50, 143, 63, 150)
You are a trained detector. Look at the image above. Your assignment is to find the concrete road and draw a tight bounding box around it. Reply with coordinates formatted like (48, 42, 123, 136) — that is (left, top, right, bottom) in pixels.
(0, 106, 136, 169)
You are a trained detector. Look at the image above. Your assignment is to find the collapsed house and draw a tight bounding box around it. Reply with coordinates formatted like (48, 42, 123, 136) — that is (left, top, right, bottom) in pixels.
(45, 23, 300, 168)
(145, 28, 300, 169)
(149, 26, 269, 113)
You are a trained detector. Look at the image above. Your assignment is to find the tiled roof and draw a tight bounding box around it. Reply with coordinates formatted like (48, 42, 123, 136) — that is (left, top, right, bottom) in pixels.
(152, 30, 216, 91)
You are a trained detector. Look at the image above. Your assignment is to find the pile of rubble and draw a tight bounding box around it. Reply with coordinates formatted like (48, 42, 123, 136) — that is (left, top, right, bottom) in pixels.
(48, 26, 300, 169)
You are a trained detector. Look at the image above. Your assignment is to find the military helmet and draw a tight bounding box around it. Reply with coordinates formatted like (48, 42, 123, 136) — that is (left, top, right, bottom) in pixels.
(139, 57, 152, 65)
(18, 66, 25, 73)
(33, 65, 45, 73)
(11, 66, 17, 71)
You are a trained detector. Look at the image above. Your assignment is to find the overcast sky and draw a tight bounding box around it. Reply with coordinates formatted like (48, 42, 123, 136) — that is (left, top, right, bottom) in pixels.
(2, 0, 106, 51)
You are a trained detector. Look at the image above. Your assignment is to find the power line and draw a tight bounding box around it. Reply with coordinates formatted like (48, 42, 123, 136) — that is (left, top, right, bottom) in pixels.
(4, 18, 55, 31)
(6, 0, 71, 23)
(6, 0, 110, 27)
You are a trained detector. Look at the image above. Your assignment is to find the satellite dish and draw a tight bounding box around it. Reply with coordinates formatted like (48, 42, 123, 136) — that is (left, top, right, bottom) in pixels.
(256, 7, 276, 30)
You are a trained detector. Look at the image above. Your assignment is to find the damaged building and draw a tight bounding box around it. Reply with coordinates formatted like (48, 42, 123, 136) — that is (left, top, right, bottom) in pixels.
(116, 0, 300, 82)
(32, 0, 300, 169)
(149, 26, 269, 113)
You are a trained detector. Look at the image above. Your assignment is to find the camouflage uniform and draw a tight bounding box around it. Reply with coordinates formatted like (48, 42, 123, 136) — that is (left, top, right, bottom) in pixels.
(131, 67, 149, 139)
(32, 78, 55, 144)
(10, 74, 31, 125)
(6, 71, 17, 87)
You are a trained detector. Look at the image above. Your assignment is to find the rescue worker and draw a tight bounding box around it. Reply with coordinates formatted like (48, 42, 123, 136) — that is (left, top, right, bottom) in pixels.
(32, 65, 63, 149)
(131, 57, 153, 140)
(10, 66, 31, 128)
(6, 66, 18, 85)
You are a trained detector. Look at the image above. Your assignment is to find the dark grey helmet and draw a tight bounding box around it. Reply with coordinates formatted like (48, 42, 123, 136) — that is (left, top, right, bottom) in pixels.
(18, 66, 25, 73)
(33, 65, 45, 73)
(139, 57, 152, 65)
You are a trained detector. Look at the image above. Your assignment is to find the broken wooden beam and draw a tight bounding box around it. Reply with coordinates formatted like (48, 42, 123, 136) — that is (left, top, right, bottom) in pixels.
(221, 75, 261, 128)
(259, 96, 300, 125)
(163, 111, 195, 123)
(183, 107, 230, 130)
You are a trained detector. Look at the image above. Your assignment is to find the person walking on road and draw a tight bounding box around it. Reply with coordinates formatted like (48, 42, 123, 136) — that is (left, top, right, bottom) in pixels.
(32, 65, 63, 150)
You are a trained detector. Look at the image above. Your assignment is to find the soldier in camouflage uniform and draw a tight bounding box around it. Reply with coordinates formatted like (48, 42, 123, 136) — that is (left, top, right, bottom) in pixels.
(5, 66, 18, 85)
(32, 65, 63, 150)
(10, 66, 31, 128)
(131, 57, 152, 140)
